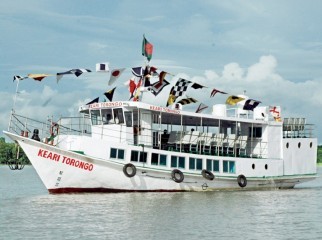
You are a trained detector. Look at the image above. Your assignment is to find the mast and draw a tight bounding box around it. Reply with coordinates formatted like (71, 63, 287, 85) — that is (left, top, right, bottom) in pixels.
(8, 79, 20, 131)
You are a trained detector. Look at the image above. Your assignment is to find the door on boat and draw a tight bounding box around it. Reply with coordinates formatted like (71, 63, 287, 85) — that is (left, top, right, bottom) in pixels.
(140, 111, 152, 147)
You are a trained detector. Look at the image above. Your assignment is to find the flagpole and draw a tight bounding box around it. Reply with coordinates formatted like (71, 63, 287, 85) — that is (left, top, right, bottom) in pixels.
(8, 79, 20, 131)
(12, 79, 20, 112)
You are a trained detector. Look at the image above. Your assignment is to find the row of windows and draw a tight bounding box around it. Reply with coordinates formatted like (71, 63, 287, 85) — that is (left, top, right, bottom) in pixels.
(110, 148, 235, 173)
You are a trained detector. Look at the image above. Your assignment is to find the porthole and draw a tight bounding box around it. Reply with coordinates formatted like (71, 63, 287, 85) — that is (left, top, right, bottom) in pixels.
(310, 142, 313, 148)
(265, 164, 268, 170)
(252, 163, 255, 170)
(286, 142, 289, 148)
(298, 142, 301, 148)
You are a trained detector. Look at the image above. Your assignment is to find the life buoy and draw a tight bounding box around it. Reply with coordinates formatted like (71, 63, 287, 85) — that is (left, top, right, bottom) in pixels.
(171, 169, 184, 183)
(123, 163, 136, 178)
(201, 169, 215, 181)
(237, 174, 247, 188)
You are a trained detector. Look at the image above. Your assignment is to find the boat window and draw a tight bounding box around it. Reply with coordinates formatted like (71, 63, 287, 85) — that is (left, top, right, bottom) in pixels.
(223, 160, 235, 173)
(189, 157, 203, 170)
(130, 150, 147, 163)
(171, 156, 185, 169)
(206, 159, 219, 172)
(113, 108, 125, 124)
(90, 110, 101, 125)
(152, 113, 160, 124)
(110, 148, 125, 160)
(151, 153, 167, 166)
(249, 127, 262, 138)
(102, 109, 113, 124)
(124, 111, 133, 127)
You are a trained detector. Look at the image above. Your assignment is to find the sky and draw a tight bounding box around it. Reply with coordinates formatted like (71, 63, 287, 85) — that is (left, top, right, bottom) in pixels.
(1, 0, 322, 142)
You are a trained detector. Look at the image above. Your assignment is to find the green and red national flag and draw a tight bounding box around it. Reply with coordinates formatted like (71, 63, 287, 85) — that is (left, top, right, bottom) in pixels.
(142, 35, 153, 61)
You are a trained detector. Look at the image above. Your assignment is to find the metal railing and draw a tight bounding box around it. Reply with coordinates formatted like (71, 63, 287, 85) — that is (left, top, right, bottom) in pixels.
(8, 112, 92, 141)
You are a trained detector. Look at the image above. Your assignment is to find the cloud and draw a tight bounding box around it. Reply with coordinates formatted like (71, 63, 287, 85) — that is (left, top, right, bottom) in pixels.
(246, 55, 277, 82)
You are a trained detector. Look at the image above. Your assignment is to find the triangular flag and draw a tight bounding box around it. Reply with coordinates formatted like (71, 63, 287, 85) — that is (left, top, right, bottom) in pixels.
(166, 87, 177, 107)
(210, 88, 227, 97)
(195, 103, 208, 113)
(191, 83, 205, 89)
(86, 97, 99, 105)
(109, 68, 125, 86)
(28, 73, 52, 81)
(56, 69, 91, 83)
(131, 67, 144, 77)
(159, 71, 167, 85)
(13, 75, 27, 82)
(104, 87, 116, 102)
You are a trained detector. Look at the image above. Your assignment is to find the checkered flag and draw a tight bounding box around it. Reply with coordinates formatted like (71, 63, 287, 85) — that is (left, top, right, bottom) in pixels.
(172, 78, 192, 97)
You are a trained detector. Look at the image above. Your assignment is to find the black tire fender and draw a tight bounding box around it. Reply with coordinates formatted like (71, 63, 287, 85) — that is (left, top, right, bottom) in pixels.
(237, 174, 247, 188)
(171, 169, 184, 183)
(201, 169, 215, 181)
(123, 163, 136, 178)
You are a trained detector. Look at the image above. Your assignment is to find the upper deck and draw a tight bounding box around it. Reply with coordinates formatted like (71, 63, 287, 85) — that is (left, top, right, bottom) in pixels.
(7, 100, 314, 163)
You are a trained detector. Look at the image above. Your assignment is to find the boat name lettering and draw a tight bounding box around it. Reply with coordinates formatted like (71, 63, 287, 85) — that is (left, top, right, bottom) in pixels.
(37, 149, 94, 171)
(89, 101, 122, 109)
(149, 106, 180, 114)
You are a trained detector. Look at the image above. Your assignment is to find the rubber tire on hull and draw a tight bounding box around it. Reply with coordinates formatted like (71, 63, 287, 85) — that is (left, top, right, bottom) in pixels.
(171, 169, 184, 183)
(201, 169, 215, 181)
(123, 163, 136, 178)
(237, 174, 247, 188)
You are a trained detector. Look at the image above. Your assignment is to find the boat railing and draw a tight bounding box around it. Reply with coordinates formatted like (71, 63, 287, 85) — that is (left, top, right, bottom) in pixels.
(8, 112, 92, 141)
(8, 112, 269, 159)
(282, 117, 315, 138)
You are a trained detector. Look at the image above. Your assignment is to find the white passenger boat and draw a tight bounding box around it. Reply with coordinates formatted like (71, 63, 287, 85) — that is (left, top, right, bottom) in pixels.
(4, 97, 317, 193)
(4, 37, 317, 193)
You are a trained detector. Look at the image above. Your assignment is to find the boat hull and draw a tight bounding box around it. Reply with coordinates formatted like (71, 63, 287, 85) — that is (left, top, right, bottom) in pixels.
(5, 131, 316, 193)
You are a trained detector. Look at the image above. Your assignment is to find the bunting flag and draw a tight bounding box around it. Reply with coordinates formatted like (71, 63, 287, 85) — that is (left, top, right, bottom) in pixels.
(191, 83, 205, 89)
(243, 99, 261, 111)
(108, 68, 125, 86)
(195, 103, 208, 113)
(142, 35, 153, 61)
(210, 88, 227, 97)
(96, 63, 109, 72)
(57, 69, 91, 82)
(133, 79, 143, 101)
(149, 66, 158, 77)
(104, 87, 116, 102)
(159, 71, 167, 85)
(13, 75, 27, 81)
(225, 95, 245, 105)
(149, 79, 170, 96)
(269, 106, 281, 121)
(28, 73, 52, 81)
(128, 78, 137, 100)
(171, 78, 192, 98)
(166, 89, 177, 107)
(132, 67, 144, 77)
(177, 97, 197, 105)
(86, 97, 99, 105)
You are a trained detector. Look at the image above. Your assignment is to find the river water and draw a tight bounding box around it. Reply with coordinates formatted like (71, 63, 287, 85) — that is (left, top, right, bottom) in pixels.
(1, 165, 322, 240)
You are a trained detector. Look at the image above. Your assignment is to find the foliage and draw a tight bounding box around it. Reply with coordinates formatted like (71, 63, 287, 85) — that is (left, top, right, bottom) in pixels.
(317, 146, 322, 163)
(0, 137, 30, 165)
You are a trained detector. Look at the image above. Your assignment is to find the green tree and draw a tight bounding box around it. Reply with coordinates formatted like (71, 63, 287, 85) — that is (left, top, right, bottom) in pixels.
(0, 137, 30, 165)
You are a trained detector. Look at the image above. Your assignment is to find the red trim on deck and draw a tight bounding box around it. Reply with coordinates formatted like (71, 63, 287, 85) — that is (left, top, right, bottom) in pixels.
(48, 188, 185, 194)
